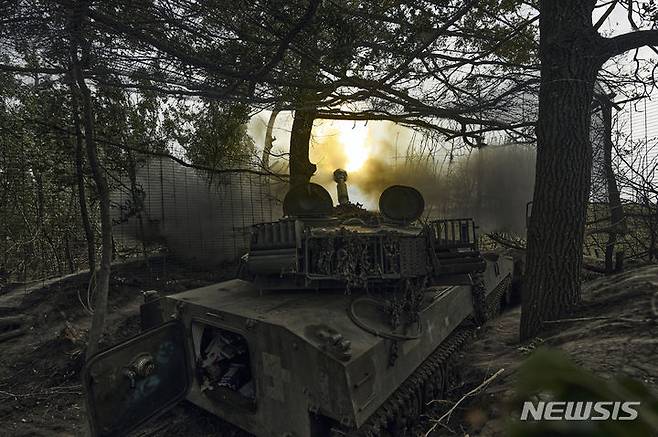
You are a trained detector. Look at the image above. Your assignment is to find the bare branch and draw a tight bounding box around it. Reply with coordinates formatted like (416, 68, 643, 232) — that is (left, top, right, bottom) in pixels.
(0, 63, 66, 75)
(252, 0, 321, 82)
(593, 0, 619, 30)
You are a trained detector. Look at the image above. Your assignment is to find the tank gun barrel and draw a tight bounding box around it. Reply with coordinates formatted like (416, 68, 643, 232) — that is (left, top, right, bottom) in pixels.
(333, 168, 349, 205)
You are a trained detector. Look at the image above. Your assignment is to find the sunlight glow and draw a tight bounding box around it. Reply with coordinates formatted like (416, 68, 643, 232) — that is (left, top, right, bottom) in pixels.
(337, 122, 370, 171)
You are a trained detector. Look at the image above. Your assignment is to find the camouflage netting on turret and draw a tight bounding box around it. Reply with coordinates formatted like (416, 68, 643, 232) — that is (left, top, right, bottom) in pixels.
(334, 202, 381, 225)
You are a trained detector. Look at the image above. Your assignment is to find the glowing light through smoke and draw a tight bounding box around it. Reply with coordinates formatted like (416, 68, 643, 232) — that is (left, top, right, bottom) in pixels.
(337, 121, 370, 171)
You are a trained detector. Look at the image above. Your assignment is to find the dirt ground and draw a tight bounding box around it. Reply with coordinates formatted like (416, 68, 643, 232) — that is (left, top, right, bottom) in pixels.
(1, 261, 656, 437)
(0, 258, 240, 437)
(429, 264, 658, 436)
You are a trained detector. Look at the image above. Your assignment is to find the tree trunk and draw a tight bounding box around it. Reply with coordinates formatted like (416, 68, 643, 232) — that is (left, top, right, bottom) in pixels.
(70, 79, 96, 276)
(76, 65, 113, 360)
(598, 96, 625, 273)
(34, 171, 46, 276)
(647, 200, 658, 263)
(70, 2, 113, 359)
(262, 109, 280, 170)
(520, 0, 604, 339)
(289, 108, 317, 186)
(289, 51, 318, 187)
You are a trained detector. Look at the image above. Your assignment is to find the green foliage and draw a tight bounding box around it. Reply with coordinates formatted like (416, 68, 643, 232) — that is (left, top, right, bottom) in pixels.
(461, 0, 538, 65)
(0, 27, 257, 281)
(171, 101, 255, 170)
(0, 74, 84, 280)
(508, 348, 658, 437)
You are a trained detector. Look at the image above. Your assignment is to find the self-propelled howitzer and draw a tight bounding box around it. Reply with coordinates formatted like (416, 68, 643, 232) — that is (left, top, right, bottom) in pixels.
(82, 172, 514, 437)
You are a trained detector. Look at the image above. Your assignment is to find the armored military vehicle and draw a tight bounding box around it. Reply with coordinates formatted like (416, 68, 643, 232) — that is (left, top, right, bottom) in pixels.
(83, 171, 514, 437)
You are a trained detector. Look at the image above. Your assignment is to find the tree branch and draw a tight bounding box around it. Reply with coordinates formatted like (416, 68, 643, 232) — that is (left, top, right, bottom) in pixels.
(593, 0, 618, 30)
(603, 29, 658, 59)
(252, 0, 321, 81)
(0, 63, 66, 75)
(12, 117, 287, 178)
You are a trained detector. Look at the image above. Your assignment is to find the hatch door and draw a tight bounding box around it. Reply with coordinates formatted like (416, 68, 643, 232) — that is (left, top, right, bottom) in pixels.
(83, 321, 191, 437)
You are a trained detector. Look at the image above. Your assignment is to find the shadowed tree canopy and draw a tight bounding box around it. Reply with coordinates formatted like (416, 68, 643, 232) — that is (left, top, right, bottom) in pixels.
(3, 0, 658, 343)
(2, 0, 541, 136)
(3, 0, 544, 190)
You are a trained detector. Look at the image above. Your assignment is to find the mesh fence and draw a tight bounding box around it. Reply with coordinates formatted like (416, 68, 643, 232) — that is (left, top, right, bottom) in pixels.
(585, 97, 658, 262)
(0, 149, 284, 286)
(111, 156, 283, 267)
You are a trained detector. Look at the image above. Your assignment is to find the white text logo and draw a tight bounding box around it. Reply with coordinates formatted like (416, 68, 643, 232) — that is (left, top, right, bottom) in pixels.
(520, 401, 641, 421)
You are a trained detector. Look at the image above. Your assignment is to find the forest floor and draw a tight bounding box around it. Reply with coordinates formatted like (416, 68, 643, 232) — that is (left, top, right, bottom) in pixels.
(0, 258, 240, 437)
(0, 261, 656, 437)
(428, 264, 658, 436)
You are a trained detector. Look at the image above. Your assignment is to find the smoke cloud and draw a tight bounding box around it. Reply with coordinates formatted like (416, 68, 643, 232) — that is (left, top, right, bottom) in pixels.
(116, 116, 536, 267)
(310, 121, 536, 235)
(112, 159, 282, 265)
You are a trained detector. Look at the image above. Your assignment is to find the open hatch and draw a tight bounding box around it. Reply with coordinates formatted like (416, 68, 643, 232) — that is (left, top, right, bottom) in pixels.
(192, 323, 256, 410)
(83, 321, 191, 437)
